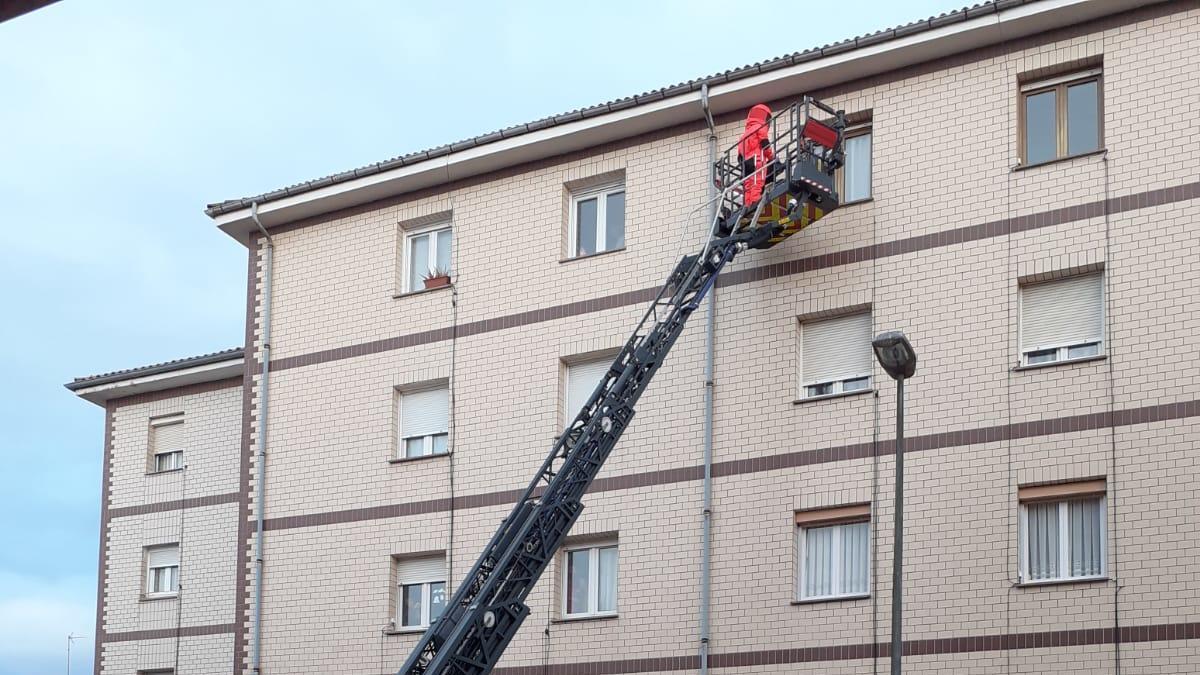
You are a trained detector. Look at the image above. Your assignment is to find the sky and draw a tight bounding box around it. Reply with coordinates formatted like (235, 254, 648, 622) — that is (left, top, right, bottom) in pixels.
(0, 1, 967, 672)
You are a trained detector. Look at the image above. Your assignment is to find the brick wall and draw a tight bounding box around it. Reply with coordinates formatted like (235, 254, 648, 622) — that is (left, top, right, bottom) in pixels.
(96, 383, 241, 674)
(98, 2, 1200, 673)
(237, 4, 1200, 673)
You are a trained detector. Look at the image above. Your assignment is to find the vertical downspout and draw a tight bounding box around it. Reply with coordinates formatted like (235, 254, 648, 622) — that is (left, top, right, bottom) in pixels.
(698, 84, 717, 675)
(249, 202, 275, 674)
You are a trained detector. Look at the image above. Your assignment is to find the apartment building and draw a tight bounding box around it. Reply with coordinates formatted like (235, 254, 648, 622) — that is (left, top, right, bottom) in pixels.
(68, 1, 1200, 673)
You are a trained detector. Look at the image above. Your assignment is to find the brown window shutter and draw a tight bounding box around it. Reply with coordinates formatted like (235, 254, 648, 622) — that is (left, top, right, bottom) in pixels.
(795, 503, 871, 527)
(1018, 479, 1106, 503)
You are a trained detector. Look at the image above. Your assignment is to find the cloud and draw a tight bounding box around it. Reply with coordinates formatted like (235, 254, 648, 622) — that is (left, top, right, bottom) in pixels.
(0, 572, 93, 675)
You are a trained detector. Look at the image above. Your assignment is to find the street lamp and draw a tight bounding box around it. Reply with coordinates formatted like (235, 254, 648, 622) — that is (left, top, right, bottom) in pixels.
(67, 633, 86, 675)
(872, 330, 916, 675)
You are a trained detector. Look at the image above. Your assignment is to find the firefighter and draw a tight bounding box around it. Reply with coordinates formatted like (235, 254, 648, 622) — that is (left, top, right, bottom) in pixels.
(737, 103, 775, 206)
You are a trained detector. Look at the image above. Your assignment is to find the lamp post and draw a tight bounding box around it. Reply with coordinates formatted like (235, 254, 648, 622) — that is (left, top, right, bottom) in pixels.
(67, 633, 85, 675)
(872, 330, 917, 675)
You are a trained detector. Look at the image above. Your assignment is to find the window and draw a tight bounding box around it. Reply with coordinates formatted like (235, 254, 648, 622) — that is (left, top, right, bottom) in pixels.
(564, 357, 612, 428)
(395, 554, 447, 630)
(1019, 481, 1106, 583)
(145, 544, 179, 598)
(562, 541, 617, 618)
(405, 223, 452, 292)
(397, 386, 449, 459)
(796, 505, 870, 601)
(799, 311, 872, 399)
(1019, 273, 1103, 366)
(149, 415, 184, 473)
(569, 183, 625, 257)
(1021, 69, 1102, 165)
(837, 128, 872, 203)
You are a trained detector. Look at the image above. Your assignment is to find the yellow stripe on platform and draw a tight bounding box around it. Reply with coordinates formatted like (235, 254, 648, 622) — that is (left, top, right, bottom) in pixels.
(765, 199, 826, 245)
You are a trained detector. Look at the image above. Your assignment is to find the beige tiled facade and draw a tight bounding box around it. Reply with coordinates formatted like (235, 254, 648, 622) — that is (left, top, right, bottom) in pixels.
(83, 3, 1200, 674)
(95, 380, 241, 675)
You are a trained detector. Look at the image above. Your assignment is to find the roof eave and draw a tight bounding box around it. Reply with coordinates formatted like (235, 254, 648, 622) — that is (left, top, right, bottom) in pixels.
(67, 355, 245, 406)
(209, 0, 1157, 244)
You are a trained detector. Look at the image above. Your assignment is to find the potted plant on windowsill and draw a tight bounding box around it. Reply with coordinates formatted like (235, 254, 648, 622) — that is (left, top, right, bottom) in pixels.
(422, 267, 452, 290)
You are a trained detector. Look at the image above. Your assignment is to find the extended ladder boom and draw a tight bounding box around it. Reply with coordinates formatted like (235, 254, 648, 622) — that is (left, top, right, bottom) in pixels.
(400, 236, 740, 675)
(400, 97, 846, 675)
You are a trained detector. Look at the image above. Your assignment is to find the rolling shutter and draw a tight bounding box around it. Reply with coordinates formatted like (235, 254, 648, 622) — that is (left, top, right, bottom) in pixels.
(400, 388, 448, 439)
(152, 421, 184, 456)
(1020, 273, 1103, 352)
(801, 312, 872, 385)
(147, 545, 178, 569)
(565, 358, 611, 425)
(397, 554, 446, 584)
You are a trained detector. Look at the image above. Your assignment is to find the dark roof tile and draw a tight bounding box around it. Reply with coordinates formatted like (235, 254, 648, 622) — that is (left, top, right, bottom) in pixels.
(66, 347, 244, 391)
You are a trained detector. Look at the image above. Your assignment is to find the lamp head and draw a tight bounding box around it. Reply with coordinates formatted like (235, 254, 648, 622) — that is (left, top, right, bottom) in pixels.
(872, 330, 917, 381)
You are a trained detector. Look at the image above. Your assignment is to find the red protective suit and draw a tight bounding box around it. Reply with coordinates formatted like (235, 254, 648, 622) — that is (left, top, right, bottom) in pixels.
(737, 104, 775, 205)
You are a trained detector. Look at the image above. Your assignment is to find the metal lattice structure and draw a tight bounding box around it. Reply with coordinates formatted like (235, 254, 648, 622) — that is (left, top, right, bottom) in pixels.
(399, 96, 846, 675)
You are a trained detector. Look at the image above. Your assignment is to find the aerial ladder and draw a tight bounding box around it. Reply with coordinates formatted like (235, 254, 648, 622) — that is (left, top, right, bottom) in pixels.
(399, 96, 848, 675)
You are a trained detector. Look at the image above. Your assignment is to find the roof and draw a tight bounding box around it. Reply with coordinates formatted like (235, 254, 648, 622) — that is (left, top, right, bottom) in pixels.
(65, 347, 244, 391)
(204, 0, 1033, 219)
(0, 0, 60, 24)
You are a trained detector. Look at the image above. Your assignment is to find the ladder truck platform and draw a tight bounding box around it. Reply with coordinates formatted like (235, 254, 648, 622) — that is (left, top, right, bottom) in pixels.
(399, 96, 848, 675)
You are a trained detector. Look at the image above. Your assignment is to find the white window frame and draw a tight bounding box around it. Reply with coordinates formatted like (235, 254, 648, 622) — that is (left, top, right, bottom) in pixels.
(568, 182, 625, 258)
(798, 312, 873, 400)
(397, 386, 450, 460)
(149, 415, 185, 474)
(801, 375, 872, 400)
(796, 520, 871, 601)
(1020, 340, 1103, 367)
(401, 433, 448, 459)
(1018, 274, 1105, 367)
(561, 541, 618, 619)
(396, 579, 447, 630)
(837, 126, 872, 203)
(145, 544, 180, 599)
(1019, 496, 1107, 585)
(403, 222, 453, 293)
(154, 450, 184, 472)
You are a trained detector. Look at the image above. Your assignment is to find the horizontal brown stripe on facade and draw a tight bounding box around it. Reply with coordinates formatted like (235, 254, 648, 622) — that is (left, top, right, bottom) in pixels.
(101, 622, 236, 644)
(108, 491, 239, 519)
(264, 398, 1200, 532)
(271, 287, 657, 372)
(95, 620, 1199, 663)
(488, 621, 1200, 674)
(269, 179, 1200, 374)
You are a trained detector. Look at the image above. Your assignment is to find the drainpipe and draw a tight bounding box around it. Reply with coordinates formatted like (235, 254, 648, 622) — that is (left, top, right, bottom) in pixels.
(249, 202, 275, 674)
(698, 83, 717, 675)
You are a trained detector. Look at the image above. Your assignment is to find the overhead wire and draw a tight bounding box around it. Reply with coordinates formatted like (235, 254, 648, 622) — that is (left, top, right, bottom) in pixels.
(173, 462, 188, 673)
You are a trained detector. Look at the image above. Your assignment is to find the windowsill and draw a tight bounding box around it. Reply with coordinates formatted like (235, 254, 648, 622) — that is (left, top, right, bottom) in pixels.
(792, 593, 870, 605)
(384, 626, 428, 636)
(793, 388, 874, 405)
(140, 593, 178, 603)
(393, 284, 453, 300)
(552, 612, 619, 624)
(839, 197, 873, 208)
(1016, 575, 1109, 588)
(1013, 148, 1106, 171)
(559, 247, 626, 264)
(1012, 354, 1106, 371)
(146, 467, 184, 476)
(388, 452, 451, 465)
